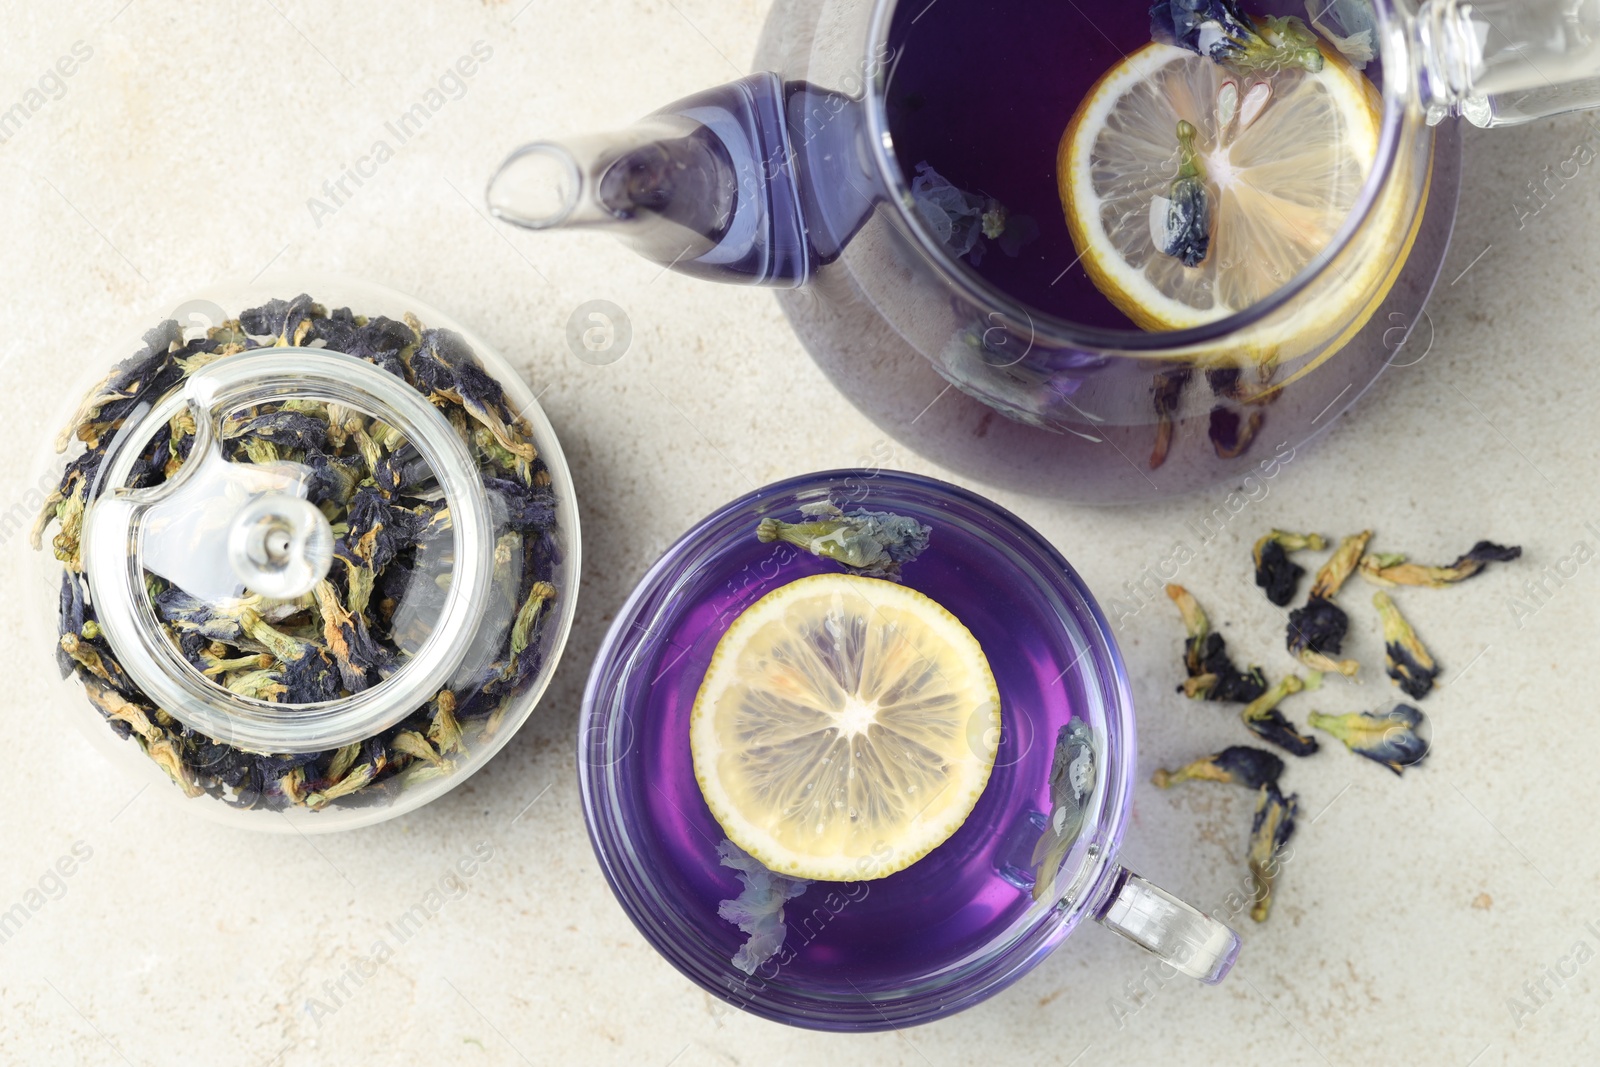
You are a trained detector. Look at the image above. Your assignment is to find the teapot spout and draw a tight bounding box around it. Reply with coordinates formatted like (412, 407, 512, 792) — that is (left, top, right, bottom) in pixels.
(489, 74, 840, 287)
(488, 120, 733, 267)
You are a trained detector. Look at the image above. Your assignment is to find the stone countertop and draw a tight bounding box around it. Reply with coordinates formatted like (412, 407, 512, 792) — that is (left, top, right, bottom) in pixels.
(2, 1, 1597, 1064)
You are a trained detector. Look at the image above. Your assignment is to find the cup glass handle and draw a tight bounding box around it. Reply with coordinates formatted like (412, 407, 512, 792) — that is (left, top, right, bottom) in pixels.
(1094, 866, 1241, 985)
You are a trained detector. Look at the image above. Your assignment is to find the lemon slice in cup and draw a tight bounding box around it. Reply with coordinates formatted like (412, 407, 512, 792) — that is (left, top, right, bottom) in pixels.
(1059, 40, 1387, 333)
(690, 573, 1001, 882)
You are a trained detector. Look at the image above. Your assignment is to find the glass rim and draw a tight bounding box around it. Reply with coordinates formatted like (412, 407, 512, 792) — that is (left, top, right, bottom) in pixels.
(577, 468, 1139, 1029)
(863, 0, 1413, 354)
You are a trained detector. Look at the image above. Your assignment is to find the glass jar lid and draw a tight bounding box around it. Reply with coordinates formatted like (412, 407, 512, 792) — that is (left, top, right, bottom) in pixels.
(80, 345, 495, 754)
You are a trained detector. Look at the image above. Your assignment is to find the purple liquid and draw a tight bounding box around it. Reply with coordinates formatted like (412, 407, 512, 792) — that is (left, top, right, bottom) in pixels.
(582, 472, 1133, 1029)
(882, 0, 1353, 326)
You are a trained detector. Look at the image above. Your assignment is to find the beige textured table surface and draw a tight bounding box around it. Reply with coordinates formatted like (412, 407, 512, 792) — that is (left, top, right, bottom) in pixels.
(3, 2, 1600, 1064)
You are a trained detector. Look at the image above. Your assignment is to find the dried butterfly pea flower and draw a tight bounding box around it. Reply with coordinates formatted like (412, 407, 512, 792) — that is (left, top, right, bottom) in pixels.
(1152, 0, 1325, 74)
(1358, 541, 1522, 588)
(312, 580, 384, 692)
(1253, 530, 1326, 607)
(126, 422, 174, 490)
(312, 309, 415, 380)
(474, 427, 535, 484)
(1152, 745, 1284, 789)
(485, 476, 558, 532)
(239, 294, 321, 346)
(56, 573, 88, 676)
(154, 588, 255, 644)
(1285, 597, 1358, 677)
(511, 582, 559, 656)
(756, 504, 932, 580)
(410, 328, 535, 463)
(346, 485, 427, 571)
(196, 648, 273, 676)
(716, 839, 811, 975)
(1240, 675, 1318, 756)
(224, 669, 289, 701)
(908, 162, 1038, 266)
(1309, 530, 1370, 600)
(1308, 704, 1430, 776)
(223, 410, 330, 456)
(32, 446, 107, 568)
(1152, 120, 1212, 267)
(1031, 719, 1096, 901)
(1208, 405, 1265, 460)
(1150, 368, 1191, 470)
(1166, 584, 1268, 703)
(55, 320, 184, 452)
(303, 448, 366, 507)
(1247, 781, 1298, 922)
(1287, 530, 1370, 676)
(58, 632, 135, 694)
(1372, 592, 1438, 699)
(428, 690, 465, 757)
(1208, 361, 1281, 405)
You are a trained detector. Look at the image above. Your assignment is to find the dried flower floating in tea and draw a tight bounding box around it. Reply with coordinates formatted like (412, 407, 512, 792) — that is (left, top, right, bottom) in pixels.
(1208, 406, 1266, 461)
(1149, 368, 1190, 470)
(1304, 0, 1376, 67)
(1253, 530, 1326, 607)
(1150, 0, 1325, 74)
(1031, 719, 1096, 901)
(1308, 704, 1430, 776)
(1358, 541, 1523, 588)
(1286, 530, 1370, 677)
(36, 295, 562, 811)
(716, 839, 811, 975)
(1372, 591, 1438, 699)
(1151, 120, 1213, 267)
(756, 502, 931, 580)
(1247, 782, 1298, 922)
(1240, 675, 1319, 757)
(1152, 745, 1284, 790)
(909, 162, 1039, 266)
(1165, 584, 1268, 703)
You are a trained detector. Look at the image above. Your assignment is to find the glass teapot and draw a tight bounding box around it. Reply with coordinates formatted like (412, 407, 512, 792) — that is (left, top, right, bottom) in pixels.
(490, 0, 1599, 503)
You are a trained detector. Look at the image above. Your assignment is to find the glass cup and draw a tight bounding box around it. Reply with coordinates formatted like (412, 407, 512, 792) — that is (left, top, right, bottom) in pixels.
(579, 469, 1240, 1030)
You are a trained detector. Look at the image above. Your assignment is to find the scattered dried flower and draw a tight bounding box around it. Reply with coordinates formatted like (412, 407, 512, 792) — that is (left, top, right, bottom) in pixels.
(1358, 541, 1523, 588)
(1287, 530, 1370, 676)
(1248, 782, 1299, 922)
(1308, 704, 1430, 776)
(1166, 584, 1268, 703)
(1372, 591, 1438, 699)
(1253, 530, 1326, 606)
(1240, 675, 1318, 756)
(1152, 745, 1283, 790)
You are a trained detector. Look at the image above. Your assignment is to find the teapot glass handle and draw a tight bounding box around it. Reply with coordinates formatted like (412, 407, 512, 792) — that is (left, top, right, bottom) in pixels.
(1094, 866, 1241, 985)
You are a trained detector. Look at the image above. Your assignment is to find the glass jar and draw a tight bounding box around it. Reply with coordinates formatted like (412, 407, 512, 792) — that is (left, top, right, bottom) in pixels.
(32, 275, 579, 832)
